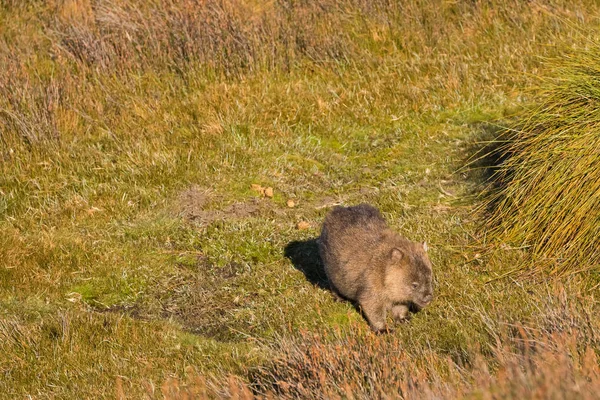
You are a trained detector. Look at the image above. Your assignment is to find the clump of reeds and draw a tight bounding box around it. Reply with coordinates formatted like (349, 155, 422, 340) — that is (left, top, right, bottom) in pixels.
(482, 47, 600, 274)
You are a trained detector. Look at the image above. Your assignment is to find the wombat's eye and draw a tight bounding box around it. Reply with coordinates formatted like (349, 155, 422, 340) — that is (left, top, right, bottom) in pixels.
(412, 282, 419, 289)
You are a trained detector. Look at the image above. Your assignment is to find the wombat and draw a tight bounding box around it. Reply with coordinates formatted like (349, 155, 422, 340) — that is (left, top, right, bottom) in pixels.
(318, 204, 433, 332)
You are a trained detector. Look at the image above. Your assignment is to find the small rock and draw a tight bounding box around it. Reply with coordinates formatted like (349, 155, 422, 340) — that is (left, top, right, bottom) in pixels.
(251, 184, 274, 198)
(296, 221, 310, 230)
(287, 199, 295, 208)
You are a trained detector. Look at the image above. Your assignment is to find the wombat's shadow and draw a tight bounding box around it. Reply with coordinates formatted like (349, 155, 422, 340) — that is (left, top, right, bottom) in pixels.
(284, 238, 330, 290)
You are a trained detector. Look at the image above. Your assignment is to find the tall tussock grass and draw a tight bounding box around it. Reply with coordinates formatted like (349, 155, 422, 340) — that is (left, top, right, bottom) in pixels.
(482, 45, 600, 274)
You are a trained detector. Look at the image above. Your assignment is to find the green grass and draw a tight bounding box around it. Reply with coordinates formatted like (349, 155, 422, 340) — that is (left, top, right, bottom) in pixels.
(1, 0, 600, 398)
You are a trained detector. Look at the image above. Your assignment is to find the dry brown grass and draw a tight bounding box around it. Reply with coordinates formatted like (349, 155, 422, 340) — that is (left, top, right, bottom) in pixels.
(36, 0, 596, 80)
(49, 0, 353, 75)
(159, 291, 600, 399)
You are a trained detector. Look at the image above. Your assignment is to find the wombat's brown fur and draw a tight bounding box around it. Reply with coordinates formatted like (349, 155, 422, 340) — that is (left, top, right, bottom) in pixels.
(318, 204, 433, 332)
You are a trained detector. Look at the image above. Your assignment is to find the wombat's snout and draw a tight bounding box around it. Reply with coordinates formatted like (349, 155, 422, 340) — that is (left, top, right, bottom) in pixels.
(423, 293, 433, 305)
(417, 288, 433, 307)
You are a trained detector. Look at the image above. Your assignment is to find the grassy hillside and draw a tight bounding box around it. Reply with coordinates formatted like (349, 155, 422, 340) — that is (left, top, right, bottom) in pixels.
(1, 0, 600, 398)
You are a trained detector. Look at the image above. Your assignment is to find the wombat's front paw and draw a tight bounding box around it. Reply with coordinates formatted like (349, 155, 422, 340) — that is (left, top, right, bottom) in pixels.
(394, 315, 411, 324)
(369, 320, 387, 334)
(372, 325, 394, 335)
(392, 304, 411, 323)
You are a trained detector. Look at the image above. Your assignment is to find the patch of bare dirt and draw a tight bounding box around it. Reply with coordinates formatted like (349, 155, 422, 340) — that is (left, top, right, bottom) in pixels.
(222, 200, 261, 219)
(177, 186, 370, 227)
(177, 186, 214, 221)
(105, 255, 250, 340)
(176, 186, 266, 225)
(158, 259, 250, 339)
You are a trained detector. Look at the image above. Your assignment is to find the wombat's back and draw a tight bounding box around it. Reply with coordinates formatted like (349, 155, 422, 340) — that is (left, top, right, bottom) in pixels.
(318, 204, 387, 299)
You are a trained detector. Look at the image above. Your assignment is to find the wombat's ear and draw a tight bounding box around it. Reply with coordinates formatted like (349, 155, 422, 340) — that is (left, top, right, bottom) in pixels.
(391, 248, 405, 261)
(423, 242, 428, 252)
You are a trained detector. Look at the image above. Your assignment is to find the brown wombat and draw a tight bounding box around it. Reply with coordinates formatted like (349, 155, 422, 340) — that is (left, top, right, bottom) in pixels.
(318, 204, 433, 332)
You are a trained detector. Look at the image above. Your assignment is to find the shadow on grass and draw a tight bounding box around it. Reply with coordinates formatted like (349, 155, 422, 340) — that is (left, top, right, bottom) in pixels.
(284, 238, 392, 332)
(465, 123, 508, 182)
(463, 121, 522, 213)
(284, 238, 329, 291)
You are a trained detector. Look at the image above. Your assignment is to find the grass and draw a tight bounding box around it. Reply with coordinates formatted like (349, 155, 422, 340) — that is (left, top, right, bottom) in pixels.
(1, 0, 600, 398)
(479, 46, 600, 274)
(250, 291, 600, 399)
